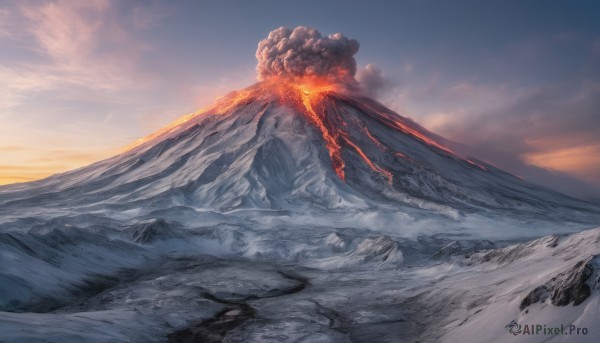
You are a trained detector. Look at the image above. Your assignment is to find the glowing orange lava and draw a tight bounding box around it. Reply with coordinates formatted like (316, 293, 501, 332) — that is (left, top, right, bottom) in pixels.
(466, 159, 488, 171)
(349, 99, 455, 155)
(394, 152, 408, 159)
(123, 77, 470, 184)
(212, 88, 255, 114)
(295, 82, 346, 181)
(219, 79, 395, 183)
(364, 127, 387, 152)
(121, 111, 199, 152)
(342, 134, 393, 184)
(292, 81, 397, 183)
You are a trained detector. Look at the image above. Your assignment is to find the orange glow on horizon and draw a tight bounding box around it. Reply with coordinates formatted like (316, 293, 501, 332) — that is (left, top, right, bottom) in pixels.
(523, 143, 600, 183)
(3, 81, 595, 189)
(0, 148, 120, 186)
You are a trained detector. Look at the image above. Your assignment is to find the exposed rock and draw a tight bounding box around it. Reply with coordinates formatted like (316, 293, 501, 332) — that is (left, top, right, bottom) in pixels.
(520, 255, 600, 309)
(550, 259, 594, 306)
(127, 219, 181, 244)
(432, 240, 496, 259)
(354, 236, 401, 263)
(474, 236, 559, 264)
(324, 232, 347, 251)
(520, 285, 549, 310)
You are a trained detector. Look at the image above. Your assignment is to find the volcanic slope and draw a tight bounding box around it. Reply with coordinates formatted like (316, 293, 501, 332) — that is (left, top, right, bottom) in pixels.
(0, 82, 597, 227)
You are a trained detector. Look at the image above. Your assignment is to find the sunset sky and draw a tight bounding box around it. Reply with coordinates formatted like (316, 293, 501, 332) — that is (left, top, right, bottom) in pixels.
(1, 0, 599, 199)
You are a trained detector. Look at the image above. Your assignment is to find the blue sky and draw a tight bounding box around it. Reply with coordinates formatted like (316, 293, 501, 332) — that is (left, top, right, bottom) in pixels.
(1, 0, 599, 198)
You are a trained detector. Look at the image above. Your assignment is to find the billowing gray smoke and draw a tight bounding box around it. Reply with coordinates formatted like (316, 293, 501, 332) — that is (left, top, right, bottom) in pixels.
(256, 26, 360, 85)
(356, 63, 392, 98)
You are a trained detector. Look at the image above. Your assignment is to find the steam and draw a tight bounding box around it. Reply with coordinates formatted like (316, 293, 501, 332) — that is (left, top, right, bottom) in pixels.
(356, 63, 392, 98)
(256, 26, 359, 85)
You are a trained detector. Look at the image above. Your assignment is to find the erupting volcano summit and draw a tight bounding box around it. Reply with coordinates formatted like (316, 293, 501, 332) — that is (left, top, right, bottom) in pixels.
(1, 26, 596, 217)
(73, 26, 589, 218)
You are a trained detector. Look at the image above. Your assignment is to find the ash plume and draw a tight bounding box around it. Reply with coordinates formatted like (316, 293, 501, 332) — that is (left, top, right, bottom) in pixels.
(356, 63, 392, 98)
(256, 26, 359, 86)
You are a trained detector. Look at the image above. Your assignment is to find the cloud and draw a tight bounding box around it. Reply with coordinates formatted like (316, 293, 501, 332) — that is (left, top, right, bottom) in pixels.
(0, 8, 13, 38)
(19, 0, 151, 89)
(434, 81, 600, 198)
(356, 63, 393, 98)
(256, 26, 359, 85)
(0, 1, 181, 140)
(376, 37, 600, 199)
(0, 1, 177, 185)
(523, 143, 600, 182)
(0, 0, 170, 114)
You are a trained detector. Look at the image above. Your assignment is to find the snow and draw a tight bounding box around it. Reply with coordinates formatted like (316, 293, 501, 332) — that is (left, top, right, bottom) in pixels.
(1, 84, 600, 341)
(440, 228, 600, 343)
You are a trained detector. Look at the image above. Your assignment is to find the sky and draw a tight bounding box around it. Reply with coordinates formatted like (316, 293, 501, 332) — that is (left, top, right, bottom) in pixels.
(0, 0, 599, 199)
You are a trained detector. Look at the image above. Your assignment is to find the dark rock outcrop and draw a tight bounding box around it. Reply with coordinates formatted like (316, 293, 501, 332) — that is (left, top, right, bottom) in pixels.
(127, 219, 181, 244)
(354, 236, 400, 263)
(432, 240, 496, 259)
(477, 236, 559, 264)
(520, 255, 600, 309)
(550, 259, 594, 306)
(520, 285, 549, 310)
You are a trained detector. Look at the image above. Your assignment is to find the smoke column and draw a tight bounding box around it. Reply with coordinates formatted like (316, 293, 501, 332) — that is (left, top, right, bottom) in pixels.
(256, 26, 360, 86)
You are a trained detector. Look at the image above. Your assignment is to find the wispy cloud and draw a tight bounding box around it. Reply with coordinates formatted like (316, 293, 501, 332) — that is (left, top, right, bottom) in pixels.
(377, 36, 600, 198)
(0, 0, 167, 114)
(523, 143, 600, 182)
(0, 0, 179, 184)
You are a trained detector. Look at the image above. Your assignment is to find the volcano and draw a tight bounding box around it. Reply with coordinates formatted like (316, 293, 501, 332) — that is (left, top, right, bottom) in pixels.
(2, 27, 600, 343)
(1, 81, 596, 222)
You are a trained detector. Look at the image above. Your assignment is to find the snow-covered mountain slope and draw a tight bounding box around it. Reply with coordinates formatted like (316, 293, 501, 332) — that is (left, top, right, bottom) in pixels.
(1, 83, 598, 226)
(430, 227, 600, 342)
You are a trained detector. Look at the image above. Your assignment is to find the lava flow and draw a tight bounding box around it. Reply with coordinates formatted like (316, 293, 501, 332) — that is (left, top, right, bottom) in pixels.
(200, 79, 394, 183)
(123, 76, 467, 185)
(278, 79, 392, 183)
(294, 82, 347, 181)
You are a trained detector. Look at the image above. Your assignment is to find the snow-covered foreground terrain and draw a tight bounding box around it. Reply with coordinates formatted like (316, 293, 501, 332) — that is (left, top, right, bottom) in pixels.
(1, 212, 600, 342)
